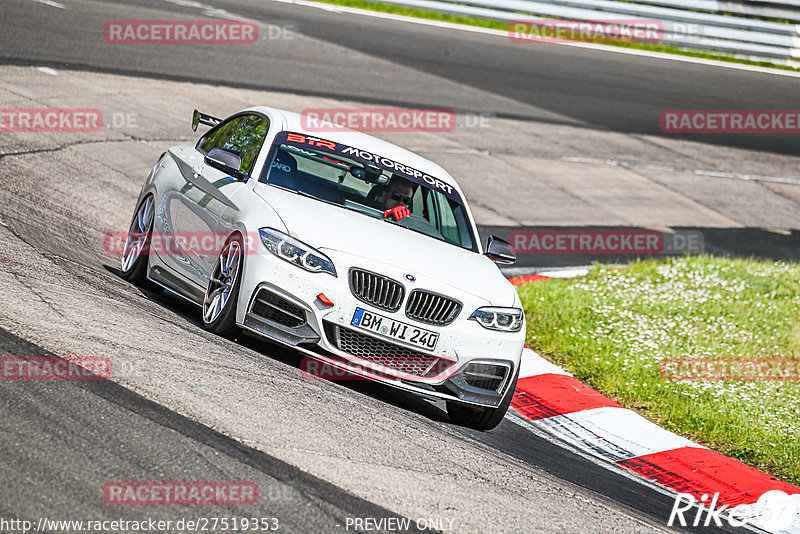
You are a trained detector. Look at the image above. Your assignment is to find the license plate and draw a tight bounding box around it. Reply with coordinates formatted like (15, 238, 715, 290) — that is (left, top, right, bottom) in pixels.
(351, 308, 439, 351)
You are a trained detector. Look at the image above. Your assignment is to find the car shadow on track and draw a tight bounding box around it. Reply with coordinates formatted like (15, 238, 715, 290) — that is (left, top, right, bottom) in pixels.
(103, 264, 451, 426)
(236, 333, 452, 424)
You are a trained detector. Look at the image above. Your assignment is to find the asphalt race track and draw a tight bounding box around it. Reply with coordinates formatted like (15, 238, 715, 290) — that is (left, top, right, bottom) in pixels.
(2, 0, 800, 154)
(1, 0, 798, 532)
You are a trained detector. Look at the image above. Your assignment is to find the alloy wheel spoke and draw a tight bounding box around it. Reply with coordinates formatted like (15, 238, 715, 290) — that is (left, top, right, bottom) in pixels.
(208, 285, 225, 301)
(136, 206, 147, 233)
(212, 294, 223, 319)
(226, 243, 240, 272)
(204, 294, 220, 322)
(219, 253, 229, 277)
(141, 198, 153, 232)
(122, 238, 144, 270)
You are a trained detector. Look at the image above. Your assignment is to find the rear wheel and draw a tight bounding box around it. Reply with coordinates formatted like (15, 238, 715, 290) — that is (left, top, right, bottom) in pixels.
(446, 366, 520, 431)
(120, 195, 154, 284)
(202, 236, 243, 338)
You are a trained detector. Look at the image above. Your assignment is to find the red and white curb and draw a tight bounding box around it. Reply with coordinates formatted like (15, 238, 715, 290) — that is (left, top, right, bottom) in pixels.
(507, 267, 590, 286)
(510, 346, 799, 532)
(507, 269, 799, 532)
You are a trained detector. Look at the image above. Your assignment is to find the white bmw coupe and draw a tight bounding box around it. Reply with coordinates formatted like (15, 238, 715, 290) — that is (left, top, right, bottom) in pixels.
(121, 107, 525, 430)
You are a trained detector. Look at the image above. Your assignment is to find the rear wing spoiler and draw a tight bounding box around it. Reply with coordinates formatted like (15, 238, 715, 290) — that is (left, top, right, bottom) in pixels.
(191, 109, 221, 131)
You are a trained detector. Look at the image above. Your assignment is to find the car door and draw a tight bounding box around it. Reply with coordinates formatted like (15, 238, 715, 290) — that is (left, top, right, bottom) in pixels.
(163, 113, 270, 288)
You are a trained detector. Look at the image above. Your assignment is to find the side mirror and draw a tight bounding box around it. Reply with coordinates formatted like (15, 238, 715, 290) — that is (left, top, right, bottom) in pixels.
(205, 148, 246, 179)
(485, 235, 516, 265)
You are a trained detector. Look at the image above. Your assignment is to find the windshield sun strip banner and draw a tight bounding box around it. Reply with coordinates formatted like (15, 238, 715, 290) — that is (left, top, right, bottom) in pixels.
(269, 131, 463, 205)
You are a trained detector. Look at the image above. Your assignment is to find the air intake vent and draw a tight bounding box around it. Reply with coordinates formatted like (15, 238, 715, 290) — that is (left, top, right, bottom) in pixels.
(250, 289, 306, 328)
(405, 290, 461, 326)
(349, 268, 404, 312)
(463, 362, 509, 392)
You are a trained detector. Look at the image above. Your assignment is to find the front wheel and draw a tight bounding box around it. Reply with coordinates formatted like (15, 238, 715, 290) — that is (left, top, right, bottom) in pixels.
(202, 236, 243, 338)
(446, 366, 520, 431)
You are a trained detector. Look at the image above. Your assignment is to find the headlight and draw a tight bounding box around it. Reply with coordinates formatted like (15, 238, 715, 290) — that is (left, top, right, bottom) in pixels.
(259, 228, 336, 277)
(469, 307, 523, 332)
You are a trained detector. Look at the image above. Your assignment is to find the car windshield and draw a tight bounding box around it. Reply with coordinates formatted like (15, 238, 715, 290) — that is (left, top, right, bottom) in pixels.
(259, 132, 477, 252)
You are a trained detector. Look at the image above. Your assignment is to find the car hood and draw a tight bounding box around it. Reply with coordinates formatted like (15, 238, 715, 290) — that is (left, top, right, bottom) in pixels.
(254, 184, 516, 305)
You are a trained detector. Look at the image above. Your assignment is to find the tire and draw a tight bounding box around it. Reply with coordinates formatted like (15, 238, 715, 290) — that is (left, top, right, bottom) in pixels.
(120, 195, 155, 284)
(446, 365, 520, 431)
(202, 235, 243, 338)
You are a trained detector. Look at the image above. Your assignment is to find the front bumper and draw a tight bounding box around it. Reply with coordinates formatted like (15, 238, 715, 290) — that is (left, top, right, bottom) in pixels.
(236, 249, 525, 408)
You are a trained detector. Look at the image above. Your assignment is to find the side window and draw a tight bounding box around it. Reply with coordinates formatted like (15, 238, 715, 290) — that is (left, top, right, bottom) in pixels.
(198, 116, 246, 155)
(436, 194, 460, 244)
(225, 115, 270, 173)
(425, 190, 437, 225)
(412, 187, 426, 219)
(198, 114, 270, 174)
(452, 203, 474, 250)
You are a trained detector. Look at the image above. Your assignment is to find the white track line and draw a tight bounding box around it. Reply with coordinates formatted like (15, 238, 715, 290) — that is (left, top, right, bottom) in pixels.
(30, 0, 66, 8)
(34, 67, 59, 76)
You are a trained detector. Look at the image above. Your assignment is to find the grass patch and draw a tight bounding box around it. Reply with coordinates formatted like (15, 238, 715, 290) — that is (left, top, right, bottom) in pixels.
(312, 0, 800, 71)
(517, 256, 800, 485)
